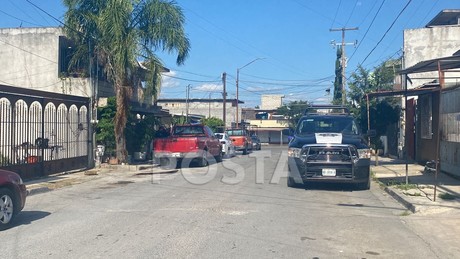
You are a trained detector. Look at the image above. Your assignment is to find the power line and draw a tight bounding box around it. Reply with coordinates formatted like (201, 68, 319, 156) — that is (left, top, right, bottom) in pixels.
(0, 38, 56, 64)
(162, 74, 220, 83)
(239, 72, 335, 83)
(330, 0, 342, 28)
(0, 8, 43, 27)
(348, 0, 386, 62)
(345, 0, 359, 26)
(358, 0, 412, 67)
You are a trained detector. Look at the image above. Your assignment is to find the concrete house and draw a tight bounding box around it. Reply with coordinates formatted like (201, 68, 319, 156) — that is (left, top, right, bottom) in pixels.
(0, 27, 167, 112)
(156, 98, 242, 128)
(243, 95, 290, 144)
(0, 27, 168, 178)
(400, 10, 460, 177)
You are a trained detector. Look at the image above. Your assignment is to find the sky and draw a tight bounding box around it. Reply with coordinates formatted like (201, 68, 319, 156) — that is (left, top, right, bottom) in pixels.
(1, 0, 457, 108)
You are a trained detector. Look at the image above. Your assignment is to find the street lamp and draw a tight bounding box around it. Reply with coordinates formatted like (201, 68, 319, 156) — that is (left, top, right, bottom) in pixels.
(236, 57, 264, 128)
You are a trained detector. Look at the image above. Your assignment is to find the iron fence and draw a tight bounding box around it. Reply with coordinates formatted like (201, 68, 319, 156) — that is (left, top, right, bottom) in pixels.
(0, 84, 91, 179)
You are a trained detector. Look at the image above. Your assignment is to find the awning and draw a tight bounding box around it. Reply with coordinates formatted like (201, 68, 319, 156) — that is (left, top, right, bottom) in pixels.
(367, 85, 440, 98)
(398, 55, 460, 74)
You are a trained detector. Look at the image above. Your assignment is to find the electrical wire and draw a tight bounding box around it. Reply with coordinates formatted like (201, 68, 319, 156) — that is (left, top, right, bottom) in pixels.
(348, 0, 386, 63)
(0, 9, 43, 27)
(358, 0, 412, 68)
(162, 74, 220, 83)
(330, 0, 342, 28)
(344, 0, 359, 27)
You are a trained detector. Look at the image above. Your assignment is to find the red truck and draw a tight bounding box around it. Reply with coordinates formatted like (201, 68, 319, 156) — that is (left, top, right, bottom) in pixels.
(226, 128, 252, 155)
(153, 124, 222, 168)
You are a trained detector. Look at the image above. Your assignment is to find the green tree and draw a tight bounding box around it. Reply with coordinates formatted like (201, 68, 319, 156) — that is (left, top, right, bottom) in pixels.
(63, 0, 190, 163)
(201, 117, 224, 133)
(348, 60, 401, 146)
(96, 97, 117, 156)
(276, 100, 310, 128)
(333, 48, 343, 104)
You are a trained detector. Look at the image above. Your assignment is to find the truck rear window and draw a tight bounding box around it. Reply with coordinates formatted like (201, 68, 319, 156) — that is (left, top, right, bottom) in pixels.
(226, 130, 245, 136)
(173, 126, 205, 135)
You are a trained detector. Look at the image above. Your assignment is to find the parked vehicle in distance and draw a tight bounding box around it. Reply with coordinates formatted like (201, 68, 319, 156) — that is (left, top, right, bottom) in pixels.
(215, 133, 236, 158)
(287, 105, 375, 190)
(226, 128, 252, 155)
(153, 124, 222, 168)
(0, 169, 27, 229)
(251, 135, 262, 150)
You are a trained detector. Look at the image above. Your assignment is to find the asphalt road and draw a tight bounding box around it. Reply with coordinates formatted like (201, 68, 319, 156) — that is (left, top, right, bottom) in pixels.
(0, 146, 449, 258)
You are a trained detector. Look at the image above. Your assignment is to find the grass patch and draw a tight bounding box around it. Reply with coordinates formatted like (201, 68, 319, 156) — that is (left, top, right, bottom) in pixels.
(439, 193, 457, 200)
(404, 191, 422, 197)
(399, 210, 412, 216)
(392, 183, 418, 191)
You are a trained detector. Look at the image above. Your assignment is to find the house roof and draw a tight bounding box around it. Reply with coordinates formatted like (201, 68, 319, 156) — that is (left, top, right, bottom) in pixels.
(426, 9, 460, 27)
(367, 85, 440, 98)
(398, 54, 460, 74)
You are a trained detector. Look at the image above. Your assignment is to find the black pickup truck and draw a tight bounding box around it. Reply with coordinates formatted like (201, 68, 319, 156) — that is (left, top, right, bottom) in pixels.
(287, 105, 375, 190)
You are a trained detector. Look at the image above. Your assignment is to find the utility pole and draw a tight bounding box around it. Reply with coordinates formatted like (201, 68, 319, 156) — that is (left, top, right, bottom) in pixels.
(330, 27, 358, 105)
(208, 92, 212, 118)
(236, 58, 264, 128)
(186, 84, 191, 123)
(222, 72, 227, 128)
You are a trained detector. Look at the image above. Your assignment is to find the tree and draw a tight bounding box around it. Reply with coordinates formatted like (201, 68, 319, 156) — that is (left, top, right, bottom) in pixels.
(96, 97, 117, 156)
(63, 0, 190, 163)
(276, 100, 310, 128)
(347, 60, 401, 147)
(201, 117, 224, 133)
(333, 48, 343, 105)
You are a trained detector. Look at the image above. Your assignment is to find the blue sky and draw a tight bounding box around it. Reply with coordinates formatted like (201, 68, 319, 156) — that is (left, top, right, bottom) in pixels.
(1, 0, 457, 107)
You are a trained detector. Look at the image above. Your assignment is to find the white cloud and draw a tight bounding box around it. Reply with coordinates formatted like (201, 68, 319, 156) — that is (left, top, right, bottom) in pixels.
(194, 83, 223, 92)
(161, 71, 180, 88)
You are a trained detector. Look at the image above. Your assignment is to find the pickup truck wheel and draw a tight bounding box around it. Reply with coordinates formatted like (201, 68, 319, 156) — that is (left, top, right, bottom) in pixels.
(357, 177, 371, 190)
(215, 151, 223, 163)
(242, 145, 248, 155)
(159, 158, 176, 169)
(287, 177, 303, 188)
(197, 156, 208, 167)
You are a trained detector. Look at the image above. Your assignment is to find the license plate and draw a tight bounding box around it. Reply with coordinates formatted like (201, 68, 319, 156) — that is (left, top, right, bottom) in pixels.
(171, 152, 181, 157)
(322, 169, 336, 176)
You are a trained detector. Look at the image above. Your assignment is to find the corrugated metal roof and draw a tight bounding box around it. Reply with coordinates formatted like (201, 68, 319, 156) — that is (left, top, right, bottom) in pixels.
(398, 55, 460, 74)
(426, 9, 460, 27)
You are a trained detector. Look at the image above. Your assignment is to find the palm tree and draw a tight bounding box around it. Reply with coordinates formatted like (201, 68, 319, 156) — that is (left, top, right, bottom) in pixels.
(63, 0, 190, 162)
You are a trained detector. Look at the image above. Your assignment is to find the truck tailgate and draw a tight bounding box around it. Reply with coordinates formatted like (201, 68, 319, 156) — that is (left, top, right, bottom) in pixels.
(154, 137, 200, 153)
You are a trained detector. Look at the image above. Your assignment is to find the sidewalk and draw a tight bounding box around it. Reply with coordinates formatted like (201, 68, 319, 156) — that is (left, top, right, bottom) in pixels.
(25, 162, 170, 196)
(372, 156, 460, 214)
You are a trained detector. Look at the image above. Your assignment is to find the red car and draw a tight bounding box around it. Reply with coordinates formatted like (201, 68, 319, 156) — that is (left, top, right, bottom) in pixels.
(0, 169, 27, 229)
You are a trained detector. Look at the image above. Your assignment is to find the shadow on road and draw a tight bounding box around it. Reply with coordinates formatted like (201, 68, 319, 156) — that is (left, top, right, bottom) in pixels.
(6, 211, 51, 230)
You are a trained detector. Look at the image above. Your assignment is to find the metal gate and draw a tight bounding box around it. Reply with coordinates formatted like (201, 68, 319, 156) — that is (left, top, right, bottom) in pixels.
(0, 84, 91, 179)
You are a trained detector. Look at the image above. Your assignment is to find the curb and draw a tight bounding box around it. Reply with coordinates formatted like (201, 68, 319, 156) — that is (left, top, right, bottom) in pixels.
(25, 163, 164, 196)
(383, 186, 417, 213)
(28, 186, 52, 196)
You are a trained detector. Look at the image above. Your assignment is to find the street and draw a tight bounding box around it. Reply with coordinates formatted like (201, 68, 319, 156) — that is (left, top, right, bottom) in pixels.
(0, 146, 454, 258)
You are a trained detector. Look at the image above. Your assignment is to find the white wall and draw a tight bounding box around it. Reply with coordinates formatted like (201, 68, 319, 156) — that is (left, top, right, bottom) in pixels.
(404, 26, 460, 88)
(0, 27, 92, 97)
(158, 100, 239, 127)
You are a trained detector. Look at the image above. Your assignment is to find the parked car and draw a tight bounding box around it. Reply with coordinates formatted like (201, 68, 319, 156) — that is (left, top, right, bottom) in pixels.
(251, 135, 262, 150)
(0, 169, 27, 229)
(153, 124, 222, 168)
(215, 132, 236, 158)
(226, 128, 252, 154)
